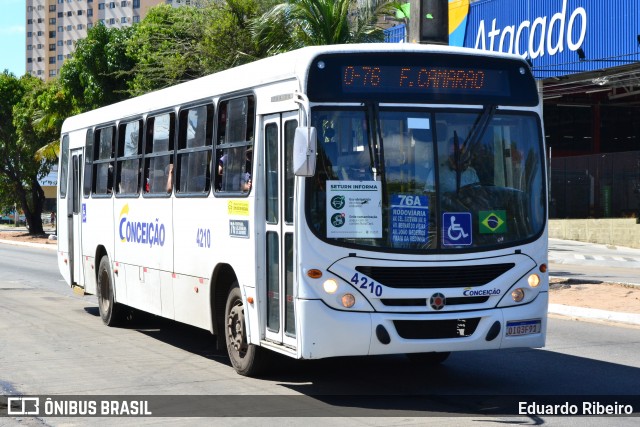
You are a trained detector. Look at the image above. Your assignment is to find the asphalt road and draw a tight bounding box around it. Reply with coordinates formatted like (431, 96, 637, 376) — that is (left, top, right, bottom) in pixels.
(549, 238, 640, 284)
(1, 243, 640, 425)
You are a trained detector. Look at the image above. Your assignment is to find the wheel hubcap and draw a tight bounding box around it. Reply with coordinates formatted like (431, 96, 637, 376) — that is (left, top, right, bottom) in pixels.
(228, 303, 246, 354)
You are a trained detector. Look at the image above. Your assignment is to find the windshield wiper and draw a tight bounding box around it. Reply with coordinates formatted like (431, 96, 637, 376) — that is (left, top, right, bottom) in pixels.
(366, 102, 383, 181)
(454, 105, 497, 192)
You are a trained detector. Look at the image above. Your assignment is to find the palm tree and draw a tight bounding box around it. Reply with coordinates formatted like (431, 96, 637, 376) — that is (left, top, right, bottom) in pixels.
(250, 0, 392, 57)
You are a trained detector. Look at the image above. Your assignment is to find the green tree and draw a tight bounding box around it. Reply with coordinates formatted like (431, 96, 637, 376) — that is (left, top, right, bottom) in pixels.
(199, 0, 272, 72)
(250, 0, 388, 56)
(33, 79, 78, 163)
(126, 1, 271, 95)
(0, 72, 57, 235)
(126, 4, 211, 96)
(59, 23, 136, 111)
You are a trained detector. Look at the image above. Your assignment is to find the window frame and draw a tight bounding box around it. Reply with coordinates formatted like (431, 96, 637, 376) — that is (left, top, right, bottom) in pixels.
(115, 118, 144, 197)
(175, 103, 214, 197)
(143, 111, 176, 198)
(213, 94, 255, 196)
(92, 124, 116, 197)
(83, 129, 93, 198)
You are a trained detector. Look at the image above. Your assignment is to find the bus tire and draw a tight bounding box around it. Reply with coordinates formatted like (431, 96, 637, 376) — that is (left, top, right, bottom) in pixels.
(406, 351, 450, 365)
(225, 283, 266, 376)
(96, 256, 123, 326)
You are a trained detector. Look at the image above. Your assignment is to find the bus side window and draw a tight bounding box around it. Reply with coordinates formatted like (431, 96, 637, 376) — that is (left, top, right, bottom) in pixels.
(215, 96, 254, 194)
(144, 113, 175, 195)
(93, 125, 115, 196)
(116, 119, 143, 195)
(83, 129, 93, 197)
(177, 104, 213, 195)
(59, 135, 69, 199)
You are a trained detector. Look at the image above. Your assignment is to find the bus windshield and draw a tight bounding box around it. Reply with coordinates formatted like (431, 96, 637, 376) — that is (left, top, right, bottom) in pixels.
(306, 106, 546, 251)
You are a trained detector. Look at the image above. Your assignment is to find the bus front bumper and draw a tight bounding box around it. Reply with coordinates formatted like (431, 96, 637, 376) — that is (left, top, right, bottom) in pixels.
(296, 293, 548, 360)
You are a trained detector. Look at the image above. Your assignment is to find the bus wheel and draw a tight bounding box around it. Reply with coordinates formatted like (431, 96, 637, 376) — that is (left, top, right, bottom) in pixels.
(225, 283, 265, 376)
(406, 352, 450, 365)
(96, 256, 123, 326)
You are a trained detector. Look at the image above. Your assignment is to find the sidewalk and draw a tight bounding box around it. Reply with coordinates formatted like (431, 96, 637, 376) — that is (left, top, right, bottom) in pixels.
(0, 225, 57, 251)
(548, 238, 640, 326)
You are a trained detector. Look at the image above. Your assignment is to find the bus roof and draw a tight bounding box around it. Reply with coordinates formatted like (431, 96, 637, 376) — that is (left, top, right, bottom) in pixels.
(60, 43, 528, 134)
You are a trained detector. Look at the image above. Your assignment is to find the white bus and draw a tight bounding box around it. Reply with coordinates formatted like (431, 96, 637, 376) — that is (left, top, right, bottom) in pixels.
(57, 43, 548, 376)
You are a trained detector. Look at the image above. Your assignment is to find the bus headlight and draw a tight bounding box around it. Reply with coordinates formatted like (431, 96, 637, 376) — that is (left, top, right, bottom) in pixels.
(511, 288, 525, 302)
(323, 278, 339, 294)
(528, 274, 541, 288)
(341, 293, 356, 308)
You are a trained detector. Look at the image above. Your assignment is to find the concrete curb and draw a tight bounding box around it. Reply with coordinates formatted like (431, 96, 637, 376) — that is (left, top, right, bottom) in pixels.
(0, 239, 57, 251)
(548, 303, 640, 326)
(550, 275, 640, 289)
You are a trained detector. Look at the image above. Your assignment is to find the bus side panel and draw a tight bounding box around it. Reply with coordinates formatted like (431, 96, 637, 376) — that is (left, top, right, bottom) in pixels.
(172, 274, 211, 330)
(172, 198, 215, 329)
(123, 264, 161, 316)
(173, 198, 215, 280)
(112, 198, 173, 310)
(83, 256, 97, 295)
(82, 197, 116, 294)
(113, 198, 174, 271)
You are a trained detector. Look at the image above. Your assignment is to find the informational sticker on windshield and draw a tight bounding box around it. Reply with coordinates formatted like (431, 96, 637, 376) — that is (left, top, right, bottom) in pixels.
(479, 210, 506, 233)
(326, 180, 382, 238)
(442, 212, 472, 246)
(391, 195, 429, 244)
(407, 117, 430, 130)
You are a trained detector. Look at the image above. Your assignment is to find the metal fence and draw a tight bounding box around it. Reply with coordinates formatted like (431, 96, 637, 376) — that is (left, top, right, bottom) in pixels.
(550, 151, 640, 219)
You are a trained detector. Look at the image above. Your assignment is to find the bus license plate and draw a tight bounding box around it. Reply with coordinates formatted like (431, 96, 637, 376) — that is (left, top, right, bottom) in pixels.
(506, 319, 541, 336)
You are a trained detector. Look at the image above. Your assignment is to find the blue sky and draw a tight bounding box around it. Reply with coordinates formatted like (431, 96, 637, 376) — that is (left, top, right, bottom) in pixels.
(0, 0, 26, 76)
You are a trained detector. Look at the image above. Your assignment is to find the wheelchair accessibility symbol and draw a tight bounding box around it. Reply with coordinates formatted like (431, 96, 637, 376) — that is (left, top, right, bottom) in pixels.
(442, 212, 472, 246)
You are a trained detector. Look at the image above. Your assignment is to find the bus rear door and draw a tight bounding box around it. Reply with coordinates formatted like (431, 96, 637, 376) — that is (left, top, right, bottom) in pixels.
(66, 148, 85, 291)
(263, 112, 298, 349)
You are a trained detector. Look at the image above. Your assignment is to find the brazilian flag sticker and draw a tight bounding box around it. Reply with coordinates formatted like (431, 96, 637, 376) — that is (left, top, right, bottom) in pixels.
(479, 210, 506, 233)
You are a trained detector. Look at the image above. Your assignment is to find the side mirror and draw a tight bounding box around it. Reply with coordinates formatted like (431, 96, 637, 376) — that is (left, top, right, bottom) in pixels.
(293, 126, 317, 177)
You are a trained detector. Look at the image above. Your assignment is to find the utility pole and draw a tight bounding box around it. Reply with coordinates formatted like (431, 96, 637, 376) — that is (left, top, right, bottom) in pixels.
(407, 0, 449, 45)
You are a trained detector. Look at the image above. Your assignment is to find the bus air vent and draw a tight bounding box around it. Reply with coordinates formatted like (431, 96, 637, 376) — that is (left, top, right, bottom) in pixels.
(393, 318, 481, 339)
(355, 264, 514, 289)
(380, 296, 489, 307)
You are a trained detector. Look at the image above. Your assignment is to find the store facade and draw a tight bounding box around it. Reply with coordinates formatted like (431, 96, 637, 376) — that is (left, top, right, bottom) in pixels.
(463, 0, 640, 219)
(387, 0, 640, 218)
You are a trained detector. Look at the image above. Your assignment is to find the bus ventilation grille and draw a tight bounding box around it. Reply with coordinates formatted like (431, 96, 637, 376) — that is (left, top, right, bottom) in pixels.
(355, 263, 515, 289)
(393, 318, 481, 339)
(380, 296, 489, 307)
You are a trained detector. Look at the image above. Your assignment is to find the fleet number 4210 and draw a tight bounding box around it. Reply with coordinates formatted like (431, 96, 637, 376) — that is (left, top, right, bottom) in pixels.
(350, 273, 383, 297)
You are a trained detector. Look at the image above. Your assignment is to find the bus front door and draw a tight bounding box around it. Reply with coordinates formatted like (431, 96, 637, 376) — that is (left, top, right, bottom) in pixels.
(67, 149, 84, 290)
(263, 112, 298, 349)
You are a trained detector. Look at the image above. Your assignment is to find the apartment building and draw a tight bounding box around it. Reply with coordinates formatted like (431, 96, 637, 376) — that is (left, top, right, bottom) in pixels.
(25, 0, 167, 80)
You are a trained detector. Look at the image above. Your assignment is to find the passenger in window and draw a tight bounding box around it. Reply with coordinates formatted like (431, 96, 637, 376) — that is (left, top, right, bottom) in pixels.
(218, 148, 252, 192)
(166, 163, 173, 193)
(242, 148, 252, 192)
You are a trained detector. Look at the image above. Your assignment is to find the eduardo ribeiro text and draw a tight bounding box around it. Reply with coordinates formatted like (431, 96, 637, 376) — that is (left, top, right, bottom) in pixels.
(519, 401, 634, 416)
